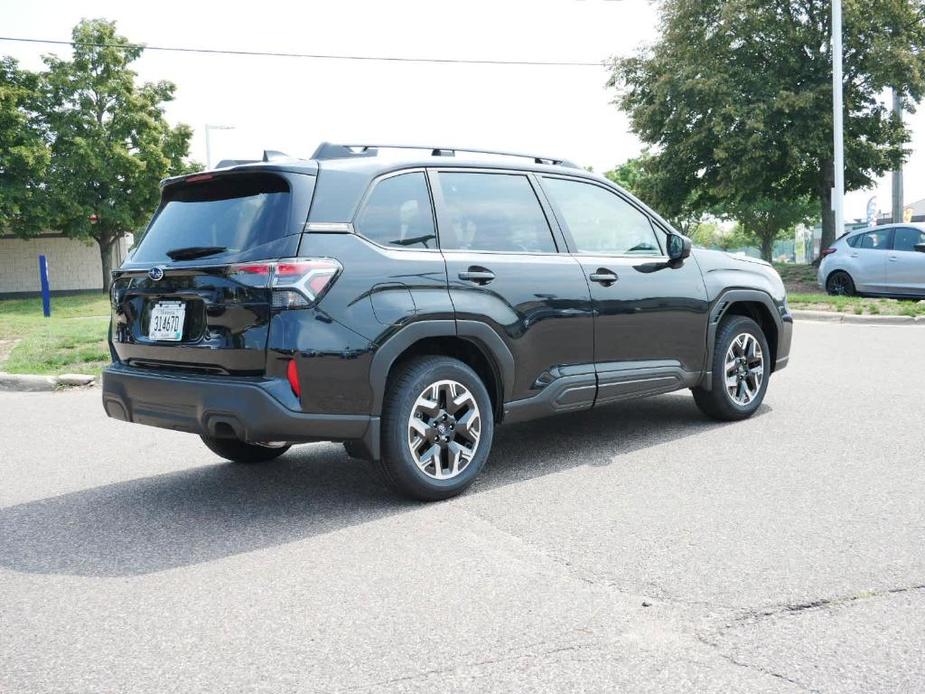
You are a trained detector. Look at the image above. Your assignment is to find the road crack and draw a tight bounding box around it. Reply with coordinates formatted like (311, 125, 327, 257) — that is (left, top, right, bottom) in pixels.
(738, 582, 925, 623)
(695, 633, 819, 693)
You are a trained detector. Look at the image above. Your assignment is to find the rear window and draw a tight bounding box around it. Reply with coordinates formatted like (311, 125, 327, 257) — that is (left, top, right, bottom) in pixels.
(133, 174, 293, 263)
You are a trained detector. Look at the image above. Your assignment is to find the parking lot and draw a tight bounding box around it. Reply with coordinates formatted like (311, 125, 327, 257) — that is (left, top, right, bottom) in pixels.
(1, 320, 923, 693)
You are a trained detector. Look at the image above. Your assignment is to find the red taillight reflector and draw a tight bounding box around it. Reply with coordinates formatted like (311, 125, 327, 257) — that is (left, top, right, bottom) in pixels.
(185, 174, 214, 183)
(276, 262, 312, 277)
(821, 247, 837, 256)
(235, 264, 271, 275)
(287, 359, 301, 399)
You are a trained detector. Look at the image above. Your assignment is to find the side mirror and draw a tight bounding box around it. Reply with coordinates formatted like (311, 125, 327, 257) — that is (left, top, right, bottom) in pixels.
(915, 243, 925, 254)
(667, 234, 692, 263)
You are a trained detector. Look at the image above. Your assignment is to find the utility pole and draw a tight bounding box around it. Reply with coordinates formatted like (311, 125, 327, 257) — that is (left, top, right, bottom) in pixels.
(831, 0, 845, 242)
(892, 88, 904, 223)
(205, 124, 235, 169)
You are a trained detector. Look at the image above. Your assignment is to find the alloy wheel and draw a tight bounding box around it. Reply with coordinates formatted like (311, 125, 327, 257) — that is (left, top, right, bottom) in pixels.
(724, 333, 764, 406)
(407, 379, 482, 480)
(828, 273, 851, 295)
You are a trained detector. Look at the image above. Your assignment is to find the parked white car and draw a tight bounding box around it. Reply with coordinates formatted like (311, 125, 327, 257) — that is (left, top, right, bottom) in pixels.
(818, 223, 925, 297)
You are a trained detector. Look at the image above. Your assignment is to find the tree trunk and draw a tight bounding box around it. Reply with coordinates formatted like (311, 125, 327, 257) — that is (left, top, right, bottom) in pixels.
(759, 235, 775, 263)
(97, 234, 115, 292)
(817, 159, 835, 262)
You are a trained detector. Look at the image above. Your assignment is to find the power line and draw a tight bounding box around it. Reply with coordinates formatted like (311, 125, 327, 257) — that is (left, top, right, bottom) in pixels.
(0, 36, 607, 68)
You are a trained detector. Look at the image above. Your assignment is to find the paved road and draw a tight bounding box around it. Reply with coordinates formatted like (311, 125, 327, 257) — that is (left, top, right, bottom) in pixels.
(1, 321, 923, 693)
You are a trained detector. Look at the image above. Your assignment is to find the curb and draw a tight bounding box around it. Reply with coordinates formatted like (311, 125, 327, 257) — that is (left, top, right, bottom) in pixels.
(0, 372, 96, 392)
(791, 309, 923, 325)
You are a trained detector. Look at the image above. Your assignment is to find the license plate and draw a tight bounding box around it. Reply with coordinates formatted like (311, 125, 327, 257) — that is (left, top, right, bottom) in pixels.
(149, 301, 186, 341)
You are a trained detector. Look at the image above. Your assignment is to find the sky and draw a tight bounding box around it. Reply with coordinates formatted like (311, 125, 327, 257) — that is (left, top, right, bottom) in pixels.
(1, 0, 922, 222)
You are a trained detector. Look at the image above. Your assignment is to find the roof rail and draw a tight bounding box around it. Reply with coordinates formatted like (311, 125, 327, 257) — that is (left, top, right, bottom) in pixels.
(310, 141, 579, 168)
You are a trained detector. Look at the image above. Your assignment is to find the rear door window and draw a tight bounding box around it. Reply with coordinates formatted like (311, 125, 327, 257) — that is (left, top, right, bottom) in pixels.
(858, 229, 892, 250)
(437, 172, 557, 253)
(355, 172, 437, 249)
(133, 174, 294, 263)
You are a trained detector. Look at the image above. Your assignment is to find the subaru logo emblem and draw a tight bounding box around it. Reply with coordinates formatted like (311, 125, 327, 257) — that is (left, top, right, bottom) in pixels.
(148, 266, 165, 281)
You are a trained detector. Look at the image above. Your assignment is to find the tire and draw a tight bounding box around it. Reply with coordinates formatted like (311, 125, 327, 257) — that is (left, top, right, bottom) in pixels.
(379, 356, 494, 501)
(826, 270, 855, 296)
(200, 435, 290, 463)
(692, 315, 771, 421)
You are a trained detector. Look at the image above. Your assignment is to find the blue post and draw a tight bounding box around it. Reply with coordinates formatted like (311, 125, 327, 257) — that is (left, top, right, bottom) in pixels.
(39, 255, 51, 317)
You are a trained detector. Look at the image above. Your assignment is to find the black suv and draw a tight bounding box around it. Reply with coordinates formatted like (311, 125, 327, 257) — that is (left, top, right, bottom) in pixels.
(102, 143, 792, 500)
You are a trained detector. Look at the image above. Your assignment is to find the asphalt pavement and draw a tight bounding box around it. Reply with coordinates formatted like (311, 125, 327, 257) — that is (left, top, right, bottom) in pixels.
(1, 321, 923, 693)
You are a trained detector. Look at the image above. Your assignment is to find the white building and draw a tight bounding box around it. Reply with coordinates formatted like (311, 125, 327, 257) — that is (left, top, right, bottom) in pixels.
(0, 232, 131, 296)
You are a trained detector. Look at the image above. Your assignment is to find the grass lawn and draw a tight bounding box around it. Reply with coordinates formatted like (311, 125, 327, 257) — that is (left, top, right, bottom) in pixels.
(773, 263, 819, 294)
(787, 292, 925, 316)
(773, 263, 925, 316)
(0, 292, 111, 376)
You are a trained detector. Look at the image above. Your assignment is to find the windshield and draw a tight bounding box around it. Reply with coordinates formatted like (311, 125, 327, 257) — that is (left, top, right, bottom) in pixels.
(132, 174, 292, 263)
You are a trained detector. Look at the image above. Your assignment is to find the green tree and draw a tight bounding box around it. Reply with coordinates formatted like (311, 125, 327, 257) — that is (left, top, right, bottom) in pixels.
(0, 57, 49, 234)
(610, 0, 925, 260)
(605, 155, 706, 234)
(39, 19, 196, 289)
(726, 197, 818, 261)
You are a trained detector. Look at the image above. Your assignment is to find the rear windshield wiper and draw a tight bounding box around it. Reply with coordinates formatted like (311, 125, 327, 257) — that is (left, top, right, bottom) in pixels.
(165, 245, 228, 261)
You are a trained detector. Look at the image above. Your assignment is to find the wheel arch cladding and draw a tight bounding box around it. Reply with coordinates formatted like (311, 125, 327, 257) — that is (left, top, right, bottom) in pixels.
(369, 322, 512, 421)
(721, 301, 779, 371)
(391, 337, 503, 422)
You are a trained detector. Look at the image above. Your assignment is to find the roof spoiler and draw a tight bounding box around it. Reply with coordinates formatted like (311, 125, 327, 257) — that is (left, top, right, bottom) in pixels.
(213, 150, 297, 169)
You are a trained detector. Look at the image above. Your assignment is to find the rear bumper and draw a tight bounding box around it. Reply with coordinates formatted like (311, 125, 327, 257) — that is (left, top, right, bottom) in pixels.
(101, 364, 380, 456)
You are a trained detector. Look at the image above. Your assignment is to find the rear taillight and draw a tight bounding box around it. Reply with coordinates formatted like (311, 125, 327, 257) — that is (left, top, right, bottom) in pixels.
(227, 258, 342, 308)
(821, 247, 837, 256)
(271, 259, 341, 309)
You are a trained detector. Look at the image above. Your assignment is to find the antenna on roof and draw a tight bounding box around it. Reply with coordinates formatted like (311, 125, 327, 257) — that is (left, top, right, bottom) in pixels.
(262, 150, 291, 162)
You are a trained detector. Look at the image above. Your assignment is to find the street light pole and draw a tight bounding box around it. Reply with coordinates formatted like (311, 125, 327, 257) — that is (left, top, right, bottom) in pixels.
(832, 0, 845, 241)
(205, 124, 235, 169)
(892, 88, 904, 223)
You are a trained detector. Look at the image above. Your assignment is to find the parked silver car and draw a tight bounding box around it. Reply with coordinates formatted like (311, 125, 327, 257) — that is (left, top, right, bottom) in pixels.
(818, 223, 925, 297)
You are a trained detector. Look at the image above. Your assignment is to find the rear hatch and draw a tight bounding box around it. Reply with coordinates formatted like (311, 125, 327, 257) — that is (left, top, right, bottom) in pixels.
(111, 170, 314, 375)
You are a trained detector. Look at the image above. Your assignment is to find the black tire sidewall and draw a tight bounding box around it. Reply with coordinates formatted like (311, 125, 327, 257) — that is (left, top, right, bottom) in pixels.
(712, 316, 771, 417)
(381, 357, 494, 500)
(200, 435, 290, 463)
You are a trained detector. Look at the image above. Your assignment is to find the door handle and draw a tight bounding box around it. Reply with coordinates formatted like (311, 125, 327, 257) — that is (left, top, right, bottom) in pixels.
(458, 267, 495, 285)
(589, 268, 619, 285)
(888, 255, 899, 262)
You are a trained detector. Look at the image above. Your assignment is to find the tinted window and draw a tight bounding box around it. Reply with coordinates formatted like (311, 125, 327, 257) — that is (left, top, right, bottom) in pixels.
(355, 172, 436, 249)
(438, 173, 556, 253)
(846, 234, 861, 248)
(134, 174, 292, 263)
(858, 229, 891, 250)
(542, 177, 661, 255)
(893, 227, 925, 252)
